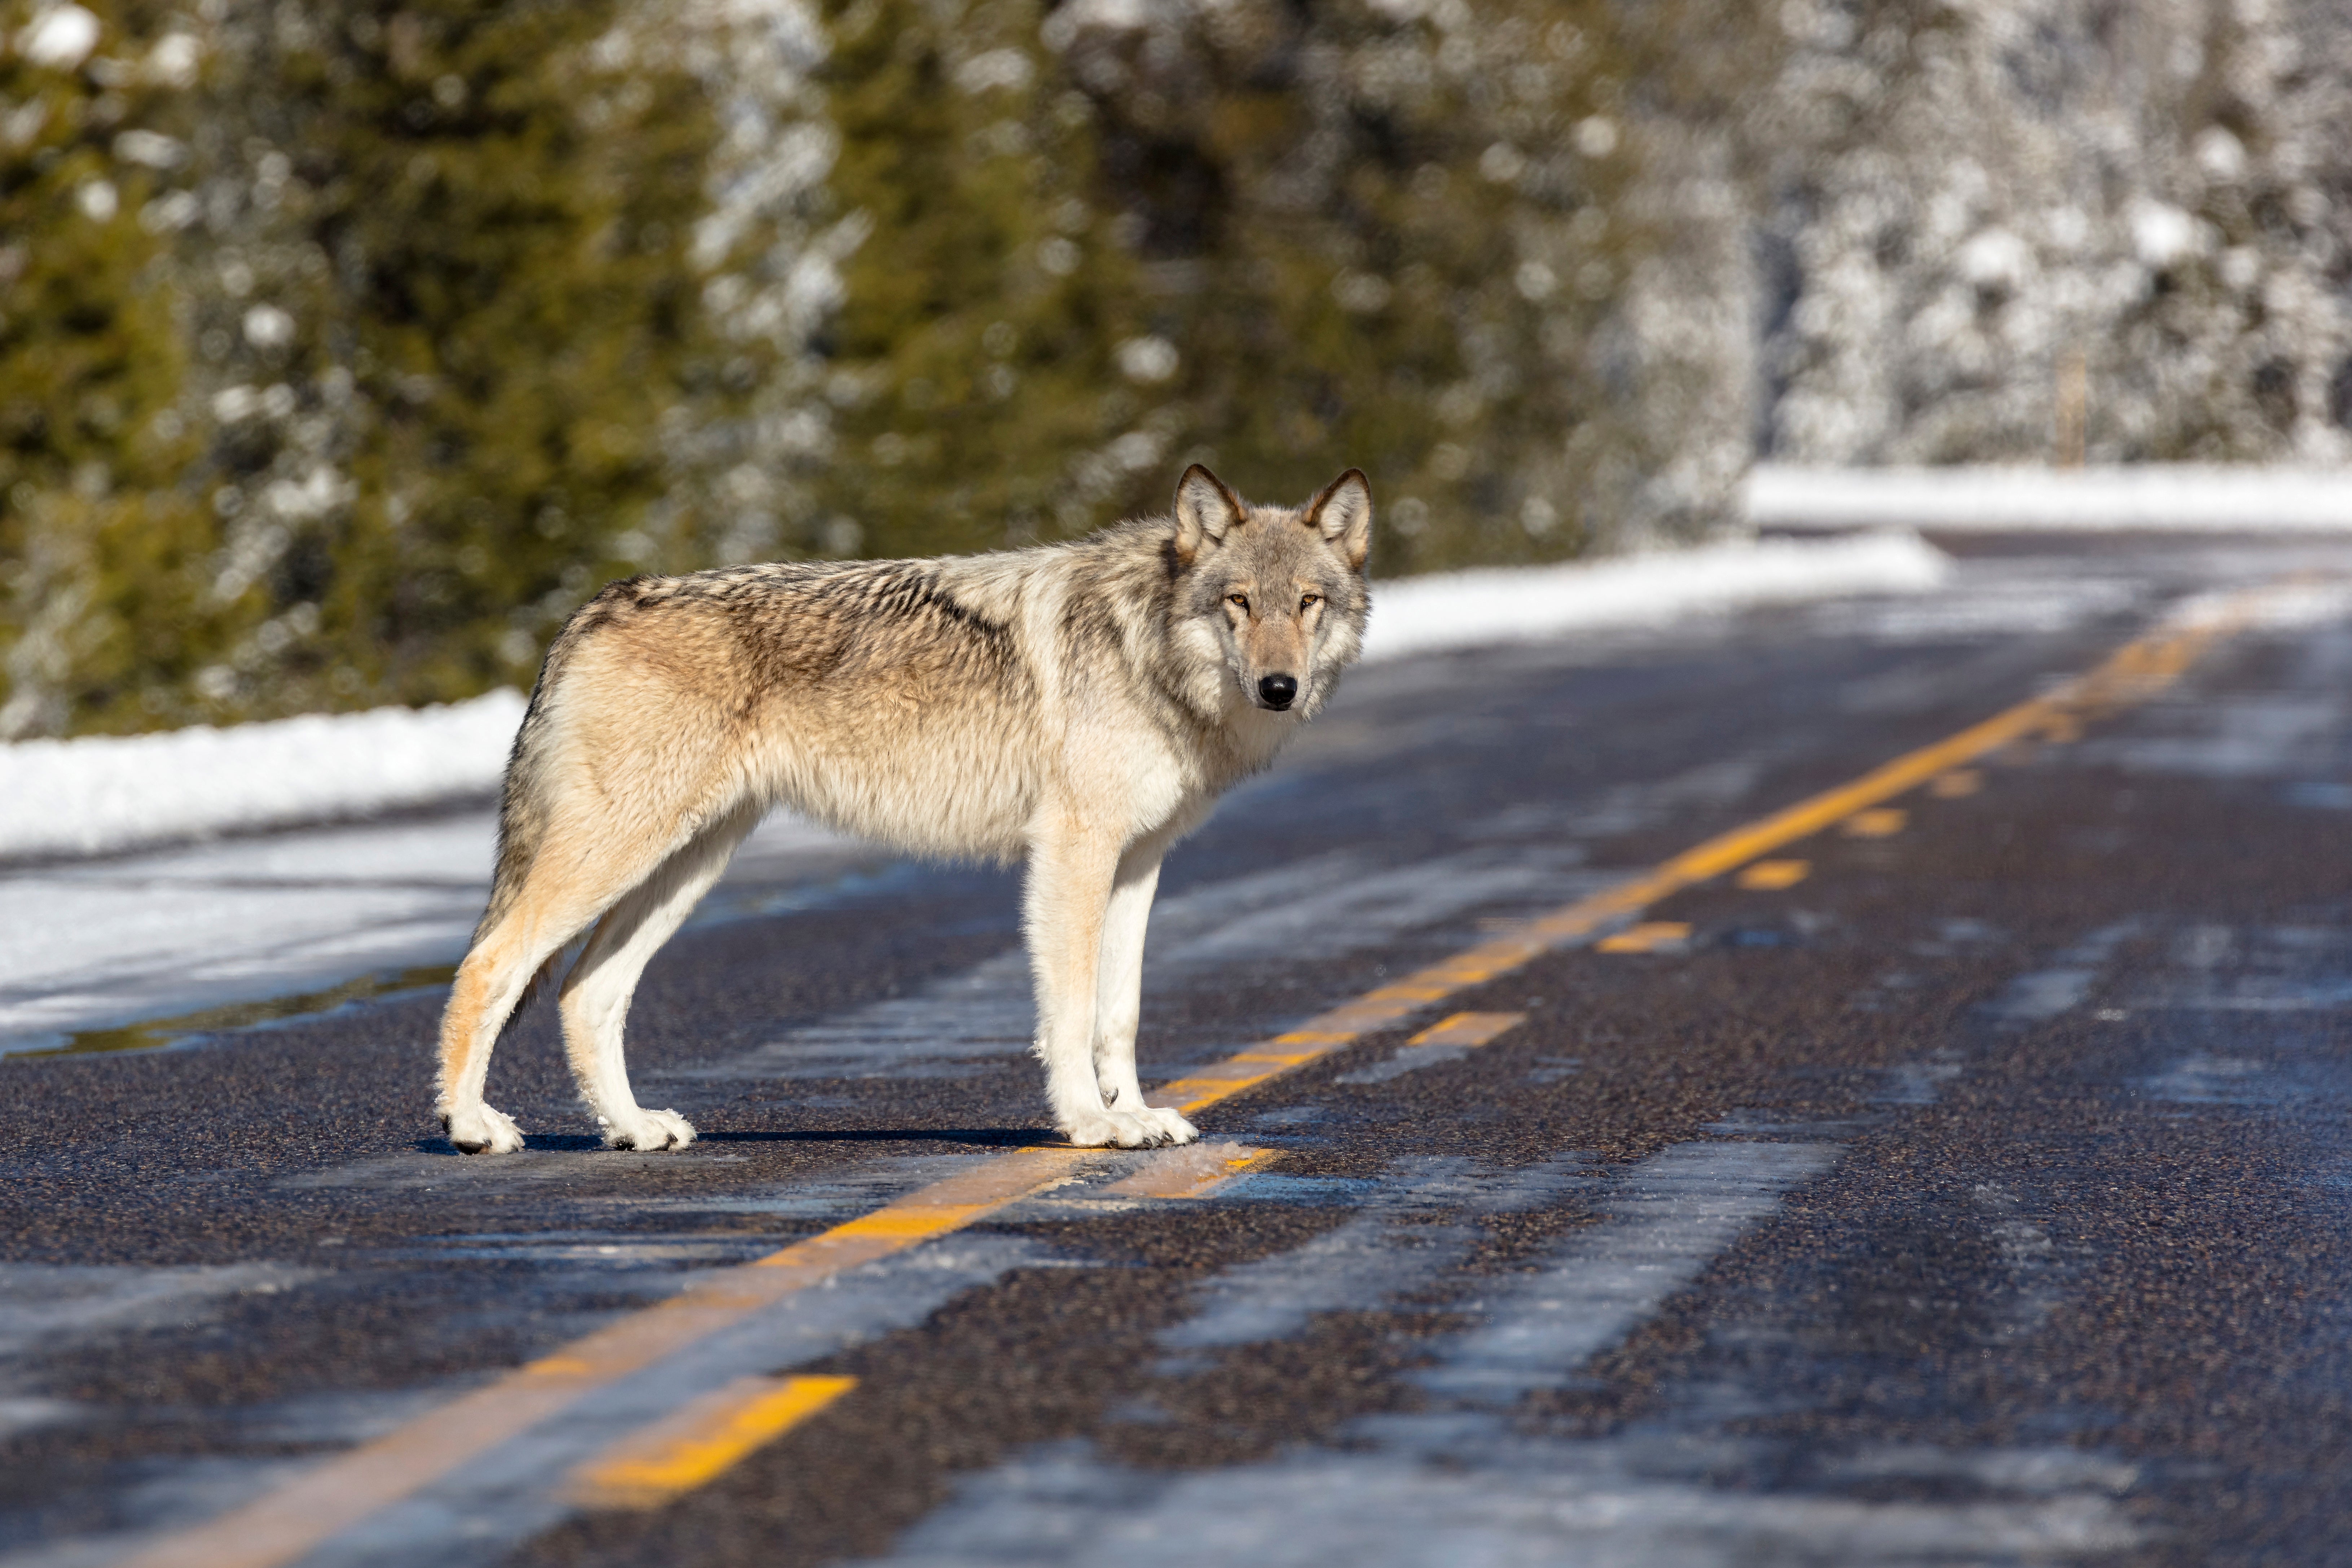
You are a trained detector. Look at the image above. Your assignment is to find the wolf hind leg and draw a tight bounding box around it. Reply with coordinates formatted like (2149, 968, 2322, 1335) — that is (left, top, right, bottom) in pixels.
(436, 794, 722, 1154)
(1091, 831, 1196, 1145)
(436, 921, 575, 1155)
(558, 800, 760, 1152)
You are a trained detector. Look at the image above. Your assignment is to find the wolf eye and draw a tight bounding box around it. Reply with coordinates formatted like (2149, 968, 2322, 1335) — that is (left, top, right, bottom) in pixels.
(1300, 592, 1322, 610)
(1226, 592, 1249, 611)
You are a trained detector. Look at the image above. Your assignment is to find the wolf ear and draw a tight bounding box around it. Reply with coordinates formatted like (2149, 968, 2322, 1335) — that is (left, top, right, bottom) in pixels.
(1173, 464, 1245, 565)
(1306, 468, 1373, 570)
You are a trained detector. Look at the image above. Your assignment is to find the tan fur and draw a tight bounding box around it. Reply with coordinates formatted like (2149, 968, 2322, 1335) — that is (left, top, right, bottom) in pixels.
(434, 466, 1374, 1154)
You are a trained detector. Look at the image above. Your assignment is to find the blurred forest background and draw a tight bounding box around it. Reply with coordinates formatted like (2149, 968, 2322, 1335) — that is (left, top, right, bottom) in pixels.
(4, 0, 2351, 737)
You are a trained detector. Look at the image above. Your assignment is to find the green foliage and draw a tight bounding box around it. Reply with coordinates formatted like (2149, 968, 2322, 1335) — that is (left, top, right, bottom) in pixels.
(1089, 0, 1642, 573)
(812, 0, 1652, 572)
(811, 0, 1167, 557)
(195, 0, 747, 716)
(0, 0, 754, 736)
(0, 0, 220, 736)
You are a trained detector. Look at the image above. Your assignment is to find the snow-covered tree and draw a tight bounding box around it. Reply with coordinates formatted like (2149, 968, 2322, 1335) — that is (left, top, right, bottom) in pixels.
(1757, 0, 2352, 466)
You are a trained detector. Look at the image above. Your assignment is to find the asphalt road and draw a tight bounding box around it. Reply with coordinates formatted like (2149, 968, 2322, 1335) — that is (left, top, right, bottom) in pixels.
(9, 533, 2352, 1566)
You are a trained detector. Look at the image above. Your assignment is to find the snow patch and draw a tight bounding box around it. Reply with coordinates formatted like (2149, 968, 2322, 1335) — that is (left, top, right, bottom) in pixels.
(1747, 464, 2352, 533)
(18, 4, 100, 69)
(1362, 531, 1950, 663)
(0, 691, 526, 863)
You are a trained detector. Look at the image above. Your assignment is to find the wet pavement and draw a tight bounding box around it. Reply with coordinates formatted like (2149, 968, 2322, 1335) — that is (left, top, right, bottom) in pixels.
(7, 535, 2352, 1566)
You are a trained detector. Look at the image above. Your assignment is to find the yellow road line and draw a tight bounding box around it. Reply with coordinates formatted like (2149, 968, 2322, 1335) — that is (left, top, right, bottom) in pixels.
(1099, 1143, 1284, 1199)
(569, 1374, 857, 1510)
(123, 586, 2280, 1568)
(116, 1147, 1096, 1568)
(1736, 858, 1811, 890)
(1928, 769, 1982, 798)
(1842, 807, 1907, 838)
(1404, 1011, 1526, 1050)
(1595, 922, 1693, 954)
(1153, 584, 2268, 1119)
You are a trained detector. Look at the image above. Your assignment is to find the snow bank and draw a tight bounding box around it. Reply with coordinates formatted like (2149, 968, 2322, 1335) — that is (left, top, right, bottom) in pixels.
(1361, 530, 1949, 663)
(1746, 464, 2352, 533)
(1, 533, 1948, 861)
(0, 691, 528, 863)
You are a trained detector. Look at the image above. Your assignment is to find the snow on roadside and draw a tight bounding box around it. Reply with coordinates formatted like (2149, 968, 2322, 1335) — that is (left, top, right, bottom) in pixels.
(1747, 464, 2352, 532)
(0, 532, 1949, 863)
(1, 691, 527, 864)
(1362, 529, 1948, 663)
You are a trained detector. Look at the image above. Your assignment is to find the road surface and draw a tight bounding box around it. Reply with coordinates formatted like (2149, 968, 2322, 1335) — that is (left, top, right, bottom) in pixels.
(8, 532, 2352, 1566)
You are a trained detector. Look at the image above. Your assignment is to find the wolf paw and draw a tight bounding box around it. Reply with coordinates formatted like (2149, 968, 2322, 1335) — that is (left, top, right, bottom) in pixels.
(1143, 1106, 1201, 1145)
(600, 1108, 697, 1152)
(1060, 1107, 1194, 1149)
(443, 1104, 525, 1155)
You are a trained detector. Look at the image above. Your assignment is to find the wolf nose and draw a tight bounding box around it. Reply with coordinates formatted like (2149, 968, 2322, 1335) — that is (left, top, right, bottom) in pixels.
(1258, 673, 1298, 709)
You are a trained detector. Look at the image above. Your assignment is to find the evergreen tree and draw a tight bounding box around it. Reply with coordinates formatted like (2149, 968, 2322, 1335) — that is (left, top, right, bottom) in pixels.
(0, 0, 218, 736)
(189, 0, 751, 717)
(1058, 0, 1651, 571)
(809, 0, 1170, 558)
(810, 0, 1674, 571)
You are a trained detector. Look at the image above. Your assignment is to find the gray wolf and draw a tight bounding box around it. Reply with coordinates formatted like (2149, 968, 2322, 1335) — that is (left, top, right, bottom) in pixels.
(435, 465, 1374, 1154)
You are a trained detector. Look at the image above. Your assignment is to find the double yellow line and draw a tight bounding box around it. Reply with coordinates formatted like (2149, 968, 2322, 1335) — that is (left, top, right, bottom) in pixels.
(119, 587, 2272, 1568)
(1157, 586, 2243, 1108)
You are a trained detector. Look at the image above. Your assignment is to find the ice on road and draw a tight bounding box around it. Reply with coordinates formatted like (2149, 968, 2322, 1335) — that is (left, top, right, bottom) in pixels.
(0, 812, 864, 1051)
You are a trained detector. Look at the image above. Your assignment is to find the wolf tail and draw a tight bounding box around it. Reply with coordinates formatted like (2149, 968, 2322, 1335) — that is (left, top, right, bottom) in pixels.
(474, 591, 614, 950)
(479, 691, 553, 941)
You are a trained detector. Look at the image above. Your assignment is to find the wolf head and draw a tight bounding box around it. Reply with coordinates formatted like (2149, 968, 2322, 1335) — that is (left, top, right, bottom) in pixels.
(1167, 464, 1372, 723)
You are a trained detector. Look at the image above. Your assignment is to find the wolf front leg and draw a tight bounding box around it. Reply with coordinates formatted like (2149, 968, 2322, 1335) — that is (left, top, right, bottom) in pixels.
(1091, 832, 1198, 1145)
(1027, 810, 1180, 1147)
